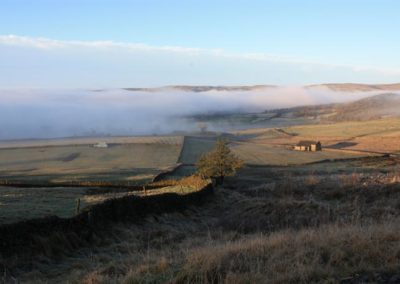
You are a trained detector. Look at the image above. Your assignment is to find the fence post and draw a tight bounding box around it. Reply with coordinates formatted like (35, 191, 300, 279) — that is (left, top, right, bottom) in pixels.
(76, 198, 81, 215)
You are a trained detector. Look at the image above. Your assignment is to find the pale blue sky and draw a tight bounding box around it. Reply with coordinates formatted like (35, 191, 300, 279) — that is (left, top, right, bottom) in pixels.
(0, 0, 399, 87)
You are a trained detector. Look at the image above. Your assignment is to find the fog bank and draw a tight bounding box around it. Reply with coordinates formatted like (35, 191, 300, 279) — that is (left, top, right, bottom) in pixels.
(0, 86, 384, 139)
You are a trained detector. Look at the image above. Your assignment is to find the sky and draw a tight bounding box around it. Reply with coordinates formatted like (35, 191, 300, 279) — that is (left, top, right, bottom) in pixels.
(0, 0, 399, 87)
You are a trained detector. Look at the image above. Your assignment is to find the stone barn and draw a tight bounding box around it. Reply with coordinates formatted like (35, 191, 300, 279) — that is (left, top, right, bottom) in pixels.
(94, 142, 109, 148)
(294, 141, 322, 152)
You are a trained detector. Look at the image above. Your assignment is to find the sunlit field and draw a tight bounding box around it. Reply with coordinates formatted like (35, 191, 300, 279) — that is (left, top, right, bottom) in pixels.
(0, 136, 183, 184)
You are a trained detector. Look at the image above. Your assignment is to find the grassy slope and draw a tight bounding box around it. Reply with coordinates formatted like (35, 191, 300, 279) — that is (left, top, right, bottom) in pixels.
(172, 222, 400, 283)
(15, 158, 400, 283)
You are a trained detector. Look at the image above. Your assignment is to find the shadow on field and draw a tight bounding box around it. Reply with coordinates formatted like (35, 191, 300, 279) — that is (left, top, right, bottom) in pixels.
(0, 183, 214, 273)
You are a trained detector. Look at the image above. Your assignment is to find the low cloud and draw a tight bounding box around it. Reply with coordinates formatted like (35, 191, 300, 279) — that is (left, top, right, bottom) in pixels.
(0, 87, 383, 140)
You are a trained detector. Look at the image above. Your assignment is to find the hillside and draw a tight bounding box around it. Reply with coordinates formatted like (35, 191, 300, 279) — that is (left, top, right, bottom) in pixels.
(265, 93, 400, 122)
(326, 93, 400, 121)
(186, 93, 400, 131)
(11, 158, 400, 283)
(307, 83, 400, 92)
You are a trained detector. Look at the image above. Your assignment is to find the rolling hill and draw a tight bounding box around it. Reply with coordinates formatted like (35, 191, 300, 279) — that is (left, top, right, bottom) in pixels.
(325, 93, 400, 121)
(188, 93, 400, 129)
(288, 93, 400, 122)
(307, 83, 400, 92)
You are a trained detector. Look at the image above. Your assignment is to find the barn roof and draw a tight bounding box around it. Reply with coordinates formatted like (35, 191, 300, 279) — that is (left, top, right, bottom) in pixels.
(296, 140, 320, 146)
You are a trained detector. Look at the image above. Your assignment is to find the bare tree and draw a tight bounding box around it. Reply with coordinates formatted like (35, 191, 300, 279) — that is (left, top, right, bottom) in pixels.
(197, 123, 208, 133)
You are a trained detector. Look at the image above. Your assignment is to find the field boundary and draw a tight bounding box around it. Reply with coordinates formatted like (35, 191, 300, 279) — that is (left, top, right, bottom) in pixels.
(177, 135, 188, 164)
(0, 180, 167, 191)
(152, 163, 185, 182)
(0, 182, 214, 269)
(245, 154, 391, 168)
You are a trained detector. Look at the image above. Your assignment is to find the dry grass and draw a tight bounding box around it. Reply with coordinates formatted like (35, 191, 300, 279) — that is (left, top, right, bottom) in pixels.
(172, 222, 400, 283)
(231, 142, 369, 166)
(232, 118, 400, 157)
(4, 152, 400, 283)
(10, 163, 400, 283)
(284, 118, 400, 138)
(150, 175, 210, 189)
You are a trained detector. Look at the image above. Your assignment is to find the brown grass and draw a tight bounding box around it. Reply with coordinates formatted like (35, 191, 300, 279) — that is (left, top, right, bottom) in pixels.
(172, 222, 400, 283)
(6, 157, 400, 283)
(150, 175, 210, 189)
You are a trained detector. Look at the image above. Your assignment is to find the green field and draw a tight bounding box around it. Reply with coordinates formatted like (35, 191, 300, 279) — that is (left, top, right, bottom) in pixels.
(178, 136, 217, 164)
(0, 136, 183, 184)
(0, 135, 214, 225)
(0, 136, 185, 224)
(0, 186, 87, 224)
(0, 181, 206, 225)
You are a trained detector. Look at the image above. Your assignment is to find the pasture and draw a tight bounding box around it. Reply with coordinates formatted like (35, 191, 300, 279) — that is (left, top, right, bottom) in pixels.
(284, 118, 400, 138)
(1, 121, 398, 226)
(0, 179, 205, 225)
(0, 136, 184, 224)
(231, 142, 372, 166)
(0, 136, 183, 185)
(283, 118, 400, 153)
(0, 186, 87, 224)
(178, 136, 217, 164)
(232, 118, 400, 161)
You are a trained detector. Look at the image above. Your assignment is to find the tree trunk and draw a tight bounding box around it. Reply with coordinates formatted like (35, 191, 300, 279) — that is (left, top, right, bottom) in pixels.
(219, 175, 224, 185)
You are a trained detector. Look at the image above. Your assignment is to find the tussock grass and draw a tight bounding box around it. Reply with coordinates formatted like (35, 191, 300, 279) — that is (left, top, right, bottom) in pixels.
(173, 222, 400, 283)
(8, 159, 400, 283)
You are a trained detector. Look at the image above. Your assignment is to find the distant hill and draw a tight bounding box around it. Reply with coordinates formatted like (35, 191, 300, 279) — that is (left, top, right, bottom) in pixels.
(195, 93, 400, 126)
(324, 93, 400, 121)
(307, 83, 400, 92)
(281, 93, 400, 122)
(182, 93, 400, 131)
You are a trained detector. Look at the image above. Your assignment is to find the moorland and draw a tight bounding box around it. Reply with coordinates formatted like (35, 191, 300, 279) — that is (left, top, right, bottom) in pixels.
(1, 89, 400, 283)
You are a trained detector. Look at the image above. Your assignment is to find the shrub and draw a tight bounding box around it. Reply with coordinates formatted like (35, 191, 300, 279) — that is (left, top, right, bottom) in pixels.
(196, 139, 243, 185)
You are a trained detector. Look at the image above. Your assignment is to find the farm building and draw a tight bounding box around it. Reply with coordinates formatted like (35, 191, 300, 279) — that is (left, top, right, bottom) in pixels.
(294, 141, 322, 152)
(93, 142, 108, 148)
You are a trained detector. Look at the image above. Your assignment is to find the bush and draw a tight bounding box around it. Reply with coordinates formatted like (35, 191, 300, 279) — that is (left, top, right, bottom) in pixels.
(196, 139, 243, 185)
